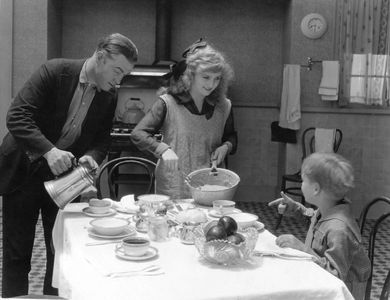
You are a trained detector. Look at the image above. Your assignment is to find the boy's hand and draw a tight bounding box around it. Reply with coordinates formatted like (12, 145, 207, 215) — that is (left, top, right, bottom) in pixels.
(268, 192, 297, 214)
(275, 234, 305, 252)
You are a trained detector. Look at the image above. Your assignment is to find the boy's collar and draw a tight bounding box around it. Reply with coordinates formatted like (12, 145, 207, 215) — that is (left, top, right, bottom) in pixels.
(315, 198, 361, 241)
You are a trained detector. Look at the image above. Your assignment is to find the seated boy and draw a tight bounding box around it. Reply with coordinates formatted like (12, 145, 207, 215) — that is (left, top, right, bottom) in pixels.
(269, 152, 370, 300)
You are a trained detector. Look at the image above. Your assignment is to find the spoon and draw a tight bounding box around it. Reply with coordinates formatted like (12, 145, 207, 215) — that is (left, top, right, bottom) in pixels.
(210, 160, 218, 176)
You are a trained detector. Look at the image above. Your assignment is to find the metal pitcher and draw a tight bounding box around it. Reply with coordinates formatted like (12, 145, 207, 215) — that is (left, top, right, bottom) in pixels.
(44, 165, 95, 209)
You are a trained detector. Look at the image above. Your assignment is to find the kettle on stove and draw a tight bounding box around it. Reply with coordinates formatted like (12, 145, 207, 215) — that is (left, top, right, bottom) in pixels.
(121, 97, 145, 124)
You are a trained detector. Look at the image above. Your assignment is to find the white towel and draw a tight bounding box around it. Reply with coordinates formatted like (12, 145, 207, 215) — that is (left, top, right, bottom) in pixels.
(314, 128, 336, 153)
(367, 54, 387, 105)
(279, 64, 301, 130)
(350, 54, 366, 104)
(318, 61, 340, 101)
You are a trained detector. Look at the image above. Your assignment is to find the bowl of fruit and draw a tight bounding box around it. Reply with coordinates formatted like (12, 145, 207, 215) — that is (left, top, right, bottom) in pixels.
(193, 216, 259, 265)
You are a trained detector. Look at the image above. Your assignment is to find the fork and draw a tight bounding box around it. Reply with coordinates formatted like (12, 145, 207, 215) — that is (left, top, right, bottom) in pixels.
(107, 265, 163, 278)
(86, 240, 121, 246)
(252, 250, 314, 261)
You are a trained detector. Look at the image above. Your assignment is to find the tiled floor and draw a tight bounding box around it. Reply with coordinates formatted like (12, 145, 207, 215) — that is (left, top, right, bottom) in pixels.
(0, 202, 389, 299)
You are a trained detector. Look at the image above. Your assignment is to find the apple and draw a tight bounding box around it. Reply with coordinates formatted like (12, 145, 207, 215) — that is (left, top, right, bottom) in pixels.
(227, 233, 245, 245)
(218, 216, 238, 236)
(205, 225, 227, 242)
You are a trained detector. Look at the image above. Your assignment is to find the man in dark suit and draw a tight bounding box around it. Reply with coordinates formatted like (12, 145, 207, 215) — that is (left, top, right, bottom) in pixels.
(0, 33, 138, 297)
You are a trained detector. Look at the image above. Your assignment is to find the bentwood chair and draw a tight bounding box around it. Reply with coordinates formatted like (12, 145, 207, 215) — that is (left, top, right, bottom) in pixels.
(381, 269, 390, 300)
(281, 127, 343, 204)
(275, 127, 343, 229)
(358, 196, 390, 300)
(95, 156, 156, 200)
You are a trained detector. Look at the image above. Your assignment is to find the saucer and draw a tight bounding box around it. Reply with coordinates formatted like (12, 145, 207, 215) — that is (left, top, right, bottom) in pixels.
(208, 208, 242, 218)
(241, 221, 265, 232)
(87, 227, 136, 239)
(82, 207, 116, 217)
(115, 246, 158, 261)
(115, 206, 139, 214)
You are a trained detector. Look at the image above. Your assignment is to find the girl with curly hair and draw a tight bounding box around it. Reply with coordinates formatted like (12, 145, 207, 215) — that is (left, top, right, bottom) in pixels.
(131, 40, 237, 199)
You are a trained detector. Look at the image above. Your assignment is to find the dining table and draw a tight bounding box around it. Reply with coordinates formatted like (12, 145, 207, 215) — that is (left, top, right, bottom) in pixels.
(52, 202, 354, 300)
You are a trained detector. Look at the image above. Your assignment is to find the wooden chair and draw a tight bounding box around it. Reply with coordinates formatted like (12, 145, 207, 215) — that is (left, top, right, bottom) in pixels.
(276, 127, 343, 229)
(358, 196, 390, 300)
(381, 269, 390, 300)
(95, 156, 156, 200)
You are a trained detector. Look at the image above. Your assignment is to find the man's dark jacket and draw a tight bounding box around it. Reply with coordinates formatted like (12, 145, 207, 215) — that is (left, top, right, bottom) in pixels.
(0, 58, 117, 194)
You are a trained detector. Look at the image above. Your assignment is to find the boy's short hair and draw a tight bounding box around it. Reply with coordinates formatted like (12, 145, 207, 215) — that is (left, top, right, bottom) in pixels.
(301, 152, 354, 199)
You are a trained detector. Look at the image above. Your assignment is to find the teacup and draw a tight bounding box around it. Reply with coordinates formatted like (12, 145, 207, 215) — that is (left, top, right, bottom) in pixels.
(213, 200, 235, 215)
(120, 237, 150, 257)
(88, 198, 112, 214)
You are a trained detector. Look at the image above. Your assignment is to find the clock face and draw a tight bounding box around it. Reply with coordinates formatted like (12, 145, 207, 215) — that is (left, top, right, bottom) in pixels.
(301, 13, 327, 39)
(308, 18, 323, 32)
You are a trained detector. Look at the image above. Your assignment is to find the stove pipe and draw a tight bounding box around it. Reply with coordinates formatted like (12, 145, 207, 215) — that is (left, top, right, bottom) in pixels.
(155, 0, 172, 63)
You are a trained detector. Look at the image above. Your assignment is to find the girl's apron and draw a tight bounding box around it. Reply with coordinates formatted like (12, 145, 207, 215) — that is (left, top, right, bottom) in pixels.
(155, 94, 231, 199)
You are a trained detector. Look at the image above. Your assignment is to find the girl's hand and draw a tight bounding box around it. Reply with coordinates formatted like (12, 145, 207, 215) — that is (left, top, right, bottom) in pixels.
(161, 148, 179, 172)
(275, 234, 305, 251)
(211, 144, 229, 166)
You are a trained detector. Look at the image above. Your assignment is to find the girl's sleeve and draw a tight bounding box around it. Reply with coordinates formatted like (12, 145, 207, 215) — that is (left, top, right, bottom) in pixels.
(130, 98, 170, 158)
(221, 109, 237, 154)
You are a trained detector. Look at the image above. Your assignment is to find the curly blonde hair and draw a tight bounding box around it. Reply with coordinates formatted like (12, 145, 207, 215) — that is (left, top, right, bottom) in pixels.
(160, 44, 234, 103)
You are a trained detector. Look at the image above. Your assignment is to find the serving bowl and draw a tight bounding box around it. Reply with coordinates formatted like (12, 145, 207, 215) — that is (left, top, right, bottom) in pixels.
(193, 220, 259, 265)
(186, 168, 240, 206)
(88, 198, 112, 214)
(90, 217, 129, 236)
(137, 194, 171, 214)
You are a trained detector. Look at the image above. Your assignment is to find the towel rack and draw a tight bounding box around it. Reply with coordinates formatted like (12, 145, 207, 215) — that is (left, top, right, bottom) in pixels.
(300, 57, 322, 71)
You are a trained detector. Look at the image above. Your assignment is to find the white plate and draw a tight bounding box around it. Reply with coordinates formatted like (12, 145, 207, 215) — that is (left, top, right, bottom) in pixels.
(87, 227, 136, 239)
(82, 207, 116, 217)
(115, 206, 139, 214)
(208, 208, 242, 218)
(115, 246, 158, 261)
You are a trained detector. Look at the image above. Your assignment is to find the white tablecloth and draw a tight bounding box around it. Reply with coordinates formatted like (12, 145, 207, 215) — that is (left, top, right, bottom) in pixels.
(52, 203, 354, 300)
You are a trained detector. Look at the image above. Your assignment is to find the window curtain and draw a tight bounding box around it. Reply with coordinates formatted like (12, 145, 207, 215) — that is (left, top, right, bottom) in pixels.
(335, 0, 390, 106)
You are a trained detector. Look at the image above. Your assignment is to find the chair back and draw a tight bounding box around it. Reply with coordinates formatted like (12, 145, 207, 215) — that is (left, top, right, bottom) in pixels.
(95, 157, 156, 200)
(381, 269, 390, 300)
(301, 127, 343, 160)
(358, 196, 390, 300)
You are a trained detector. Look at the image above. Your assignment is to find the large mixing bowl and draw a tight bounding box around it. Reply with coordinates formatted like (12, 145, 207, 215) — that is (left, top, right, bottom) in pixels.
(186, 168, 240, 206)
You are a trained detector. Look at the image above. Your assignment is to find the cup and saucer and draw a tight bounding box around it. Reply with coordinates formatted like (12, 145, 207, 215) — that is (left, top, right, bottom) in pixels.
(83, 199, 116, 217)
(115, 237, 158, 261)
(208, 200, 242, 218)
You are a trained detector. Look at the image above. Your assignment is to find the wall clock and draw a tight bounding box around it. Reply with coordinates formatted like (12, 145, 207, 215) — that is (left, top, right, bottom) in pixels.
(300, 13, 327, 39)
